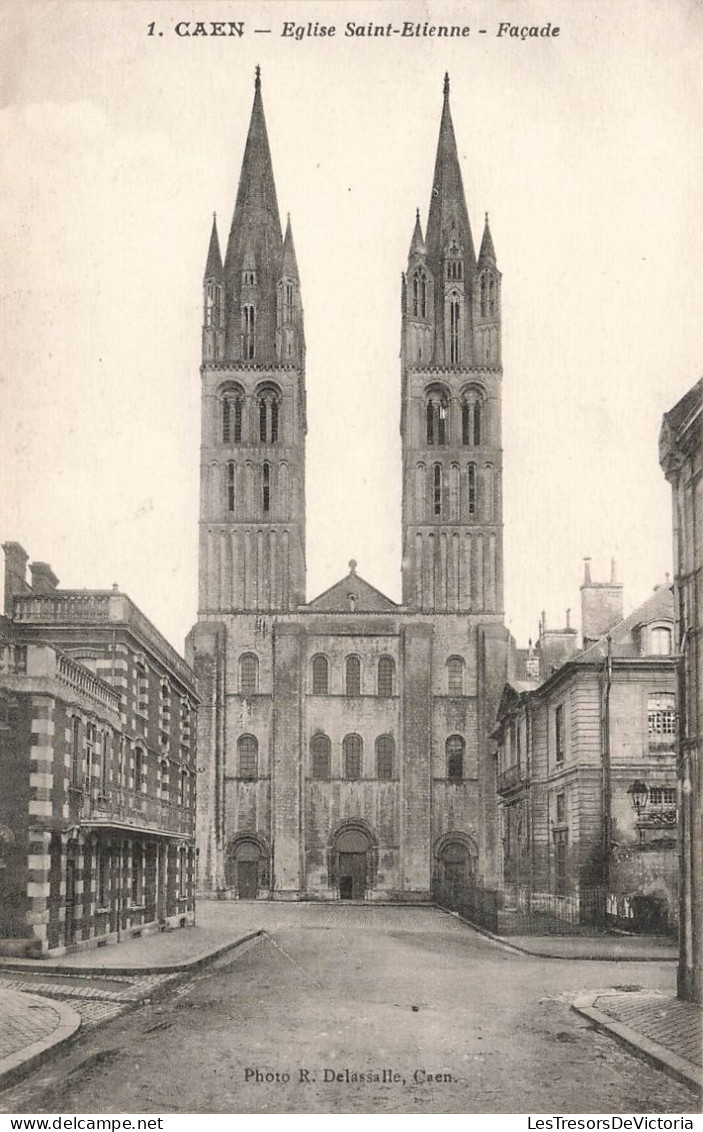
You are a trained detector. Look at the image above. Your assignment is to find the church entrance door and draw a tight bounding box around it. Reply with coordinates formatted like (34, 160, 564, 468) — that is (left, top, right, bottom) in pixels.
(335, 827, 370, 900)
(238, 860, 258, 900)
(338, 852, 366, 900)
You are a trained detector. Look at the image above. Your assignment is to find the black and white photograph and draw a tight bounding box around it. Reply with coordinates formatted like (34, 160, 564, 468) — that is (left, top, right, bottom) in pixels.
(0, 0, 701, 1118)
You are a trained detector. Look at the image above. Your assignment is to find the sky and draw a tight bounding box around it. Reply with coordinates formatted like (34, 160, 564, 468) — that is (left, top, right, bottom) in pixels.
(1, 0, 702, 654)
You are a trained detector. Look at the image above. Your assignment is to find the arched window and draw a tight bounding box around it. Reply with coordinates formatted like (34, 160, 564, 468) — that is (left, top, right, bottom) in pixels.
(257, 390, 281, 444)
(378, 657, 394, 697)
(461, 389, 485, 447)
(343, 734, 363, 780)
(426, 389, 448, 446)
(447, 656, 464, 696)
(449, 298, 461, 364)
(376, 735, 394, 780)
(239, 653, 259, 695)
(262, 462, 270, 513)
(237, 735, 258, 779)
(480, 273, 488, 317)
(242, 304, 255, 359)
(468, 463, 477, 516)
(222, 393, 243, 443)
(311, 733, 331, 780)
(346, 656, 361, 697)
(447, 735, 465, 781)
(650, 627, 672, 656)
(412, 269, 427, 319)
(489, 277, 496, 315)
(312, 655, 329, 695)
(433, 463, 442, 516)
(226, 462, 235, 512)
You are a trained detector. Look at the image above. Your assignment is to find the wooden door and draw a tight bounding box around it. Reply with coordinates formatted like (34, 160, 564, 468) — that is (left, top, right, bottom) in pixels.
(238, 859, 258, 899)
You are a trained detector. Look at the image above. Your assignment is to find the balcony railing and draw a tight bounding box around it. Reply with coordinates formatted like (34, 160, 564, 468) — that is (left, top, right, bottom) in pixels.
(80, 787, 194, 836)
(12, 591, 195, 690)
(56, 652, 120, 713)
(497, 763, 527, 794)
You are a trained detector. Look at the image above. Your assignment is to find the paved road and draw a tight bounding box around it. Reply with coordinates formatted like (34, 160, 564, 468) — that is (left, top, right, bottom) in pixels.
(0, 905, 697, 1114)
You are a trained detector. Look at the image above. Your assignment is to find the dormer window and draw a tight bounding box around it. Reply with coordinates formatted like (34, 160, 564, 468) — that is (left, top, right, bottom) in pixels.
(242, 269, 256, 286)
(650, 626, 673, 655)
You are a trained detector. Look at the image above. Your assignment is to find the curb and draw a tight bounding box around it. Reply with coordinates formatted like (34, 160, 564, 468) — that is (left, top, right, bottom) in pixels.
(0, 930, 264, 978)
(438, 909, 678, 962)
(572, 992, 702, 1094)
(0, 992, 81, 1089)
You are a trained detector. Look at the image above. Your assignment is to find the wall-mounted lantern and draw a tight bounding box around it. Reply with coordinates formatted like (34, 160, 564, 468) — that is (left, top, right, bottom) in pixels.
(627, 779, 649, 817)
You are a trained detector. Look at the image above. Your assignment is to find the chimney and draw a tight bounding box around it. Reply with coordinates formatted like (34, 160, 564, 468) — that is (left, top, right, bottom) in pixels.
(2, 542, 30, 615)
(538, 609, 579, 675)
(581, 557, 624, 648)
(29, 562, 60, 595)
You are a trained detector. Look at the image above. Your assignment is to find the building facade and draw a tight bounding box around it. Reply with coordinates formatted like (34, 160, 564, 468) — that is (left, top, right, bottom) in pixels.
(660, 378, 703, 1001)
(187, 72, 510, 900)
(0, 543, 198, 956)
(494, 567, 679, 931)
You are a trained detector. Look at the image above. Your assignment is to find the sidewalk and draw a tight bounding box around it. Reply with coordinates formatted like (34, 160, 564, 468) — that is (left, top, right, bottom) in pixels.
(497, 932, 678, 961)
(0, 915, 262, 975)
(573, 990, 702, 1093)
(0, 988, 80, 1087)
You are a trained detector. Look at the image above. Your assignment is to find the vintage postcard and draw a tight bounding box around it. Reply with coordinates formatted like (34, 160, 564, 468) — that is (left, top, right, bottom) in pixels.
(0, 0, 701, 1119)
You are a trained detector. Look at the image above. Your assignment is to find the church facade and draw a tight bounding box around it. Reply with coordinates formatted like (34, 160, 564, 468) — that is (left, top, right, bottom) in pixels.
(187, 72, 510, 900)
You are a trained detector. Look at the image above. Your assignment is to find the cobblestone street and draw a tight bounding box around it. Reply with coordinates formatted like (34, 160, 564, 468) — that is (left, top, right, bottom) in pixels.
(0, 904, 698, 1114)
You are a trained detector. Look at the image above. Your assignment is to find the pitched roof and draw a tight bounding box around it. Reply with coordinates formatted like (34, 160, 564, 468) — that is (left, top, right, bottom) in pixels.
(306, 563, 398, 613)
(577, 583, 674, 661)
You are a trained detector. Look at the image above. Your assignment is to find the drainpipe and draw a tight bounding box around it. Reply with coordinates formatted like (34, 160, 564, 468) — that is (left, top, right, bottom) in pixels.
(600, 636, 613, 902)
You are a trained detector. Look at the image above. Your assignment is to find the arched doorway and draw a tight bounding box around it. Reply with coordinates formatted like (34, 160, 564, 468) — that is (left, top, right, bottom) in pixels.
(225, 835, 270, 900)
(328, 822, 378, 900)
(337, 828, 369, 900)
(435, 833, 477, 895)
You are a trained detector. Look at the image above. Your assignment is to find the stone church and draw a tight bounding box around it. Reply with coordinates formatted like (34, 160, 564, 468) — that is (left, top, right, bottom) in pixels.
(187, 71, 510, 900)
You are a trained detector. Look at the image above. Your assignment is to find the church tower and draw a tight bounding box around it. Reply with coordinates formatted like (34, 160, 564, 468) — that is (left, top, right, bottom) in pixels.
(401, 75, 503, 614)
(198, 68, 306, 614)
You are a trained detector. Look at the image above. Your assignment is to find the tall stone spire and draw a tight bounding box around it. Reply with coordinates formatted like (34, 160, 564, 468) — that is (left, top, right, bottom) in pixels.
(224, 67, 284, 362)
(425, 72, 476, 274)
(282, 215, 300, 280)
(478, 212, 496, 267)
(409, 208, 426, 258)
(203, 213, 223, 281)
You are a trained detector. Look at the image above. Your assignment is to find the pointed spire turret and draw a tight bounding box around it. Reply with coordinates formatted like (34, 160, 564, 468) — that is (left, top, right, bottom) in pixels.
(224, 67, 284, 362)
(409, 208, 426, 258)
(478, 212, 496, 267)
(282, 215, 300, 281)
(425, 72, 476, 273)
(204, 213, 223, 281)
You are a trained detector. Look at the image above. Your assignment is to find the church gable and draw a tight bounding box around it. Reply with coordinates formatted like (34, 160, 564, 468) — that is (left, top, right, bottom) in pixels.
(306, 561, 398, 613)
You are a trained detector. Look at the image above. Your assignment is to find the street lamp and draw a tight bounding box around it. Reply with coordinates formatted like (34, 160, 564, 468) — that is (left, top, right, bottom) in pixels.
(627, 779, 649, 817)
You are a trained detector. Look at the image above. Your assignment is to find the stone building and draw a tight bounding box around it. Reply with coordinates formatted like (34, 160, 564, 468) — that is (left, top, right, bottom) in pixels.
(660, 378, 703, 1001)
(493, 565, 679, 930)
(0, 543, 198, 956)
(187, 72, 509, 899)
